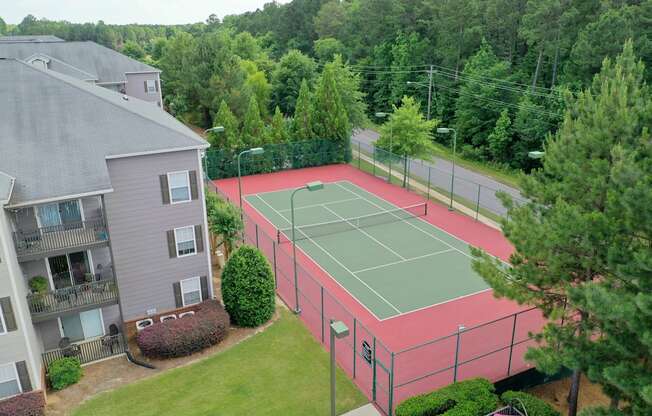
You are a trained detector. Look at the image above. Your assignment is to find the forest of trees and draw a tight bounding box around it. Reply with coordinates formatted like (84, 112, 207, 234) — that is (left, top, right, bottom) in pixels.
(3, 1, 651, 171)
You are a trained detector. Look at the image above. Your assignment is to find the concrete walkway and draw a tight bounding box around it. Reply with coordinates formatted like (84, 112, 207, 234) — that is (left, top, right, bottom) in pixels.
(342, 403, 383, 416)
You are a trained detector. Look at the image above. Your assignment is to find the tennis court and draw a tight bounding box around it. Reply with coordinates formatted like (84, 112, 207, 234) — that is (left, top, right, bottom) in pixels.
(245, 180, 490, 320)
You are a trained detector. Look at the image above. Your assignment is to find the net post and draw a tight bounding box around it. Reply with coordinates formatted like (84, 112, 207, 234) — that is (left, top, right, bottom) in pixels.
(272, 241, 278, 288)
(352, 318, 357, 379)
(475, 185, 481, 221)
(320, 286, 325, 343)
(427, 166, 431, 201)
(372, 336, 377, 401)
(255, 224, 259, 248)
(507, 313, 518, 376)
(389, 352, 395, 416)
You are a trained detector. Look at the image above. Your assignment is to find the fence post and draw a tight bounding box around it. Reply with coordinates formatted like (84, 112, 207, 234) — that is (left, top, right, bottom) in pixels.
(507, 313, 518, 376)
(272, 242, 278, 288)
(320, 286, 325, 343)
(255, 224, 259, 248)
(453, 324, 465, 382)
(475, 185, 481, 221)
(353, 318, 357, 379)
(427, 167, 432, 201)
(402, 156, 408, 188)
(358, 141, 361, 169)
(389, 352, 395, 416)
(373, 150, 376, 177)
(372, 336, 377, 401)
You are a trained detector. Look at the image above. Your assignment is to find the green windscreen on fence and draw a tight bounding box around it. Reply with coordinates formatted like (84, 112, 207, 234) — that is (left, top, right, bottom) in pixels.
(204, 138, 351, 179)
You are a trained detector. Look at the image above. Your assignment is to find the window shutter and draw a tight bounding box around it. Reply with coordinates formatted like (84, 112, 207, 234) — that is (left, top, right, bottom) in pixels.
(155, 79, 159, 92)
(200, 276, 209, 301)
(172, 282, 183, 308)
(194, 225, 204, 253)
(167, 230, 177, 258)
(159, 175, 170, 204)
(189, 170, 199, 200)
(144, 80, 148, 92)
(0, 297, 17, 332)
(15, 361, 32, 392)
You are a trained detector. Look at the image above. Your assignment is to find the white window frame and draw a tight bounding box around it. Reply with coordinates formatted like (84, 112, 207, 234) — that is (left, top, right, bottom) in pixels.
(180, 276, 202, 306)
(174, 226, 196, 258)
(146, 79, 157, 94)
(0, 362, 22, 399)
(167, 171, 191, 205)
(0, 305, 6, 336)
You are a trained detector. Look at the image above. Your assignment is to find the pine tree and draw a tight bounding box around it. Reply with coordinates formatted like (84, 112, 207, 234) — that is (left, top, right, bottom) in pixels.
(312, 64, 351, 158)
(212, 100, 242, 151)
(266, 106, 289, 144)
(487, 109, 513, 163)
(292, 79, 314, 141)
(241, 95, 265, 148)
(471, 41, 650, 416)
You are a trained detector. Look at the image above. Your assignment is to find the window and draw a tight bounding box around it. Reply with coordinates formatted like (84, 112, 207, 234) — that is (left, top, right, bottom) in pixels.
(167, 171, 191, 204)
(146, 79, 157, 94)
(180, 277, 202, 306)
(0, 306, 5, 335)
(0, 363, 21, 399)
(174, 226, 196, 257)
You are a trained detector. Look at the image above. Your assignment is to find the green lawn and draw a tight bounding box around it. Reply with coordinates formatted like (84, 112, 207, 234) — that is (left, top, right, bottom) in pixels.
(73, 309, 367, 416)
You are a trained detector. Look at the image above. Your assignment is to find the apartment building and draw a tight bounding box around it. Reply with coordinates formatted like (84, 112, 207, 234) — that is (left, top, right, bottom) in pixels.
(0, 57, 211, 403)
(0, 35, 163, 106)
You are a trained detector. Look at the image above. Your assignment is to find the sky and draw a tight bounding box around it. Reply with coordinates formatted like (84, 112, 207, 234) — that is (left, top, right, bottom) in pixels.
(3, 0, 290, 25)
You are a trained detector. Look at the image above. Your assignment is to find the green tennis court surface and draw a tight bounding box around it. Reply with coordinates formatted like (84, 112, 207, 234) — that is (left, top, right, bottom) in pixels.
(245, 181, 489, 320)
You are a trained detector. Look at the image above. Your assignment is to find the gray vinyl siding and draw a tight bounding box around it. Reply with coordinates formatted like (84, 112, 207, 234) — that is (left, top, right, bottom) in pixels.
(104, 150, 209, 320)
(124, 72, 162, 107)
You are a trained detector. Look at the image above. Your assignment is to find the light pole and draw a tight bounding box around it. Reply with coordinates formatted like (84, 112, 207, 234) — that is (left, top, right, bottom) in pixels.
(437, 127, 457, 211)
(453, 324, 465, 382)
(203, 126, 225, 179)
(236, 148, 265, 232)
(375, 112, 393, 183)
(330, 321, 350, 416)
(291, 181, 324, 313)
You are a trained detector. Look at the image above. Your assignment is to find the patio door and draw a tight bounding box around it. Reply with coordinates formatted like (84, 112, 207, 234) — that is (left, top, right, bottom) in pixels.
(48, 251, 91, 289)
(61, 309, 104, 342)
(37, 200, 82, 230)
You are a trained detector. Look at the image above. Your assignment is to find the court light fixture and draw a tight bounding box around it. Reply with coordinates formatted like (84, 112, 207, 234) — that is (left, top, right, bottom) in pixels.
(330, 321, 350, 416)
(375, 112, 388, 118)
(436, 127, 451, 134)
(528, 151, 545, 159)
(204, 125, 225, 134)
(290, 181, 325, 313)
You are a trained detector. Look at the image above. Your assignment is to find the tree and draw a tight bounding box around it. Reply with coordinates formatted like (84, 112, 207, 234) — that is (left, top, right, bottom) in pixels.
(318, 55, 368, 128)
(266, 106, 289, 144)
(242, 61, 272, 117)
(0, 17, 6, 35)
(312, 64, 350, 153)
(212, 100, 242, 151)
(292, 79, 314, 141)
(121, 41, 146, 60)
(314, 37, 347, 62)
(314, 1, 347, 39)
(471, 42, 651, 416)
(271, 49, 317, 114)
(487, 109, 513, 163)
(205, 191, 243, 260)
(241, 95, 265, 147)
(375, 96, 437, 159)
(221, 245, 275, 327)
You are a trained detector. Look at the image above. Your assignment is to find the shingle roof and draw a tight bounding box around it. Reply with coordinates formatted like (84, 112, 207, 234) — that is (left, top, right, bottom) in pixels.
(0, 59, 207, 207)
(0, 35, 64, 43)
(0, 41, 158, 83)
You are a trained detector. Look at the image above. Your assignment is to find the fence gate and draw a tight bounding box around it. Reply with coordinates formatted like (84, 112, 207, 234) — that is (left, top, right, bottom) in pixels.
(372, 341, 394, 415)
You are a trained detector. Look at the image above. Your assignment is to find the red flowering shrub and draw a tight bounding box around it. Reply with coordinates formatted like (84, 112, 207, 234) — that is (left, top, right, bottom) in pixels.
(0, 391, 46, 416)
(136, 300, 229, 358)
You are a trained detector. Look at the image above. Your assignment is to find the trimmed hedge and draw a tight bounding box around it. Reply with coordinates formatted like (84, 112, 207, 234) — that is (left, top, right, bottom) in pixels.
(501, 391, 560, 416)
(0, 391, 45, 416)
(221, 245, 275, 327)
(137, 300, 229, 358)
(395, 378, 499, 416)
(48, 357, 82, 391)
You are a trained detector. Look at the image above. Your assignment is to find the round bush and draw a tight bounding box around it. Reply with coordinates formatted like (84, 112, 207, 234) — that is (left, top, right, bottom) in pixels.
(48, 357, 82, 391)
(137, 300, 229, 358)
(395, 378, 498, 416)
(221, 245, 275, 327)
(501, 391, 560, 416)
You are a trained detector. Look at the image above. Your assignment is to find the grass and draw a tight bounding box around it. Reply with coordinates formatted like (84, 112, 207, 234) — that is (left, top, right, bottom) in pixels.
(72, 309, 367, 416)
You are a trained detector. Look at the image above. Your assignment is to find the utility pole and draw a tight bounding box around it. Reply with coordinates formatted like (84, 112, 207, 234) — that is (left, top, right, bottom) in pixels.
(427, 65, 433, 121)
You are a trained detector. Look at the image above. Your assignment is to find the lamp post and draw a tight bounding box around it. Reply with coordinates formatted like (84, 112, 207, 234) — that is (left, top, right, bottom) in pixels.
(290, 181, 324, 313)
(453, 324, 465, 382)
(236, 148, 265, 242)
(330, 321, 350, 416)
(528, 151, 545, 159)
(437, 127, 457, 211)
(375, 112, 393, 183)
(202, 126, 225, 179)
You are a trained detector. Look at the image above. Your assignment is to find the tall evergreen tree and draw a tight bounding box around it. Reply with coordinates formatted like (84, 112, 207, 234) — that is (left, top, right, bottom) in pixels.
(212, 100, 242, 151)
(241, 95, 265, 147)
(487, 109, 513, 163)
(318, 55, 368, 129)
(312, 65, 351, 156)
(471, 41, 652, 416)
(292, 79, 314, 141)
(266, 106, 289, 144)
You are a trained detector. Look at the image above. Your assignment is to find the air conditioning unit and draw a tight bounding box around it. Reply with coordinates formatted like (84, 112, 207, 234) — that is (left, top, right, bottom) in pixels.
(135, 318, 154, 332)
(178, 311, 195, 318)
(160, 314, 177, 322)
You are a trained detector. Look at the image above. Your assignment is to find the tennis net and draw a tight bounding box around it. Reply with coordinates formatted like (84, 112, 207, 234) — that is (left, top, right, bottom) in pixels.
(277, 202, 428, 243)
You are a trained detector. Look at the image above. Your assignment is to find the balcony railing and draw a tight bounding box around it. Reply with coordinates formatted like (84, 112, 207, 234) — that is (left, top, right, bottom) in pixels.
(13, 217, 109, 259)
(26, 278, 118, 321)
(42, 334, 126, 369)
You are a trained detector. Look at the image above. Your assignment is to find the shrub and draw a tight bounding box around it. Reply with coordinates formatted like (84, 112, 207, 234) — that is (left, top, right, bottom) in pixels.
(0, 391, 46, 416)
(28, 276, 48, 294)
(137, 300, 229, 358)
(221, 245, 275, 327)
(395, 378, 498, 416)
(501, 391, 560, 416)
(48, 357, 82, 390)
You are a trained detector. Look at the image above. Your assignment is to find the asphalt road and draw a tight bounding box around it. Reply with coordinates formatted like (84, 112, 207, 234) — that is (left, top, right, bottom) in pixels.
(352, 129, 525, 217)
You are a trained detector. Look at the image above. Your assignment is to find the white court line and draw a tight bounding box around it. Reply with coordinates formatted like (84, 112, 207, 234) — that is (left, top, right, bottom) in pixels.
(253, 194, 402, 314)
(334, 182, 473, 260)
(352, 248, 455, 274)
(277, 196, 362, 213)
(321, 204, 406, 261)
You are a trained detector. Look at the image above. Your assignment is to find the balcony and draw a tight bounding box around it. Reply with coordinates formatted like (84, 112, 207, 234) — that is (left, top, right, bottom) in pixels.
(26, 278, 119, 322)
(42, 335, 126, 369)
(13, 217, 109, 261)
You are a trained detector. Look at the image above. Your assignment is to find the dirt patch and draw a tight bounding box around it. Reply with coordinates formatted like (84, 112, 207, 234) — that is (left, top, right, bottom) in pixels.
(527, 374, 611, 414)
